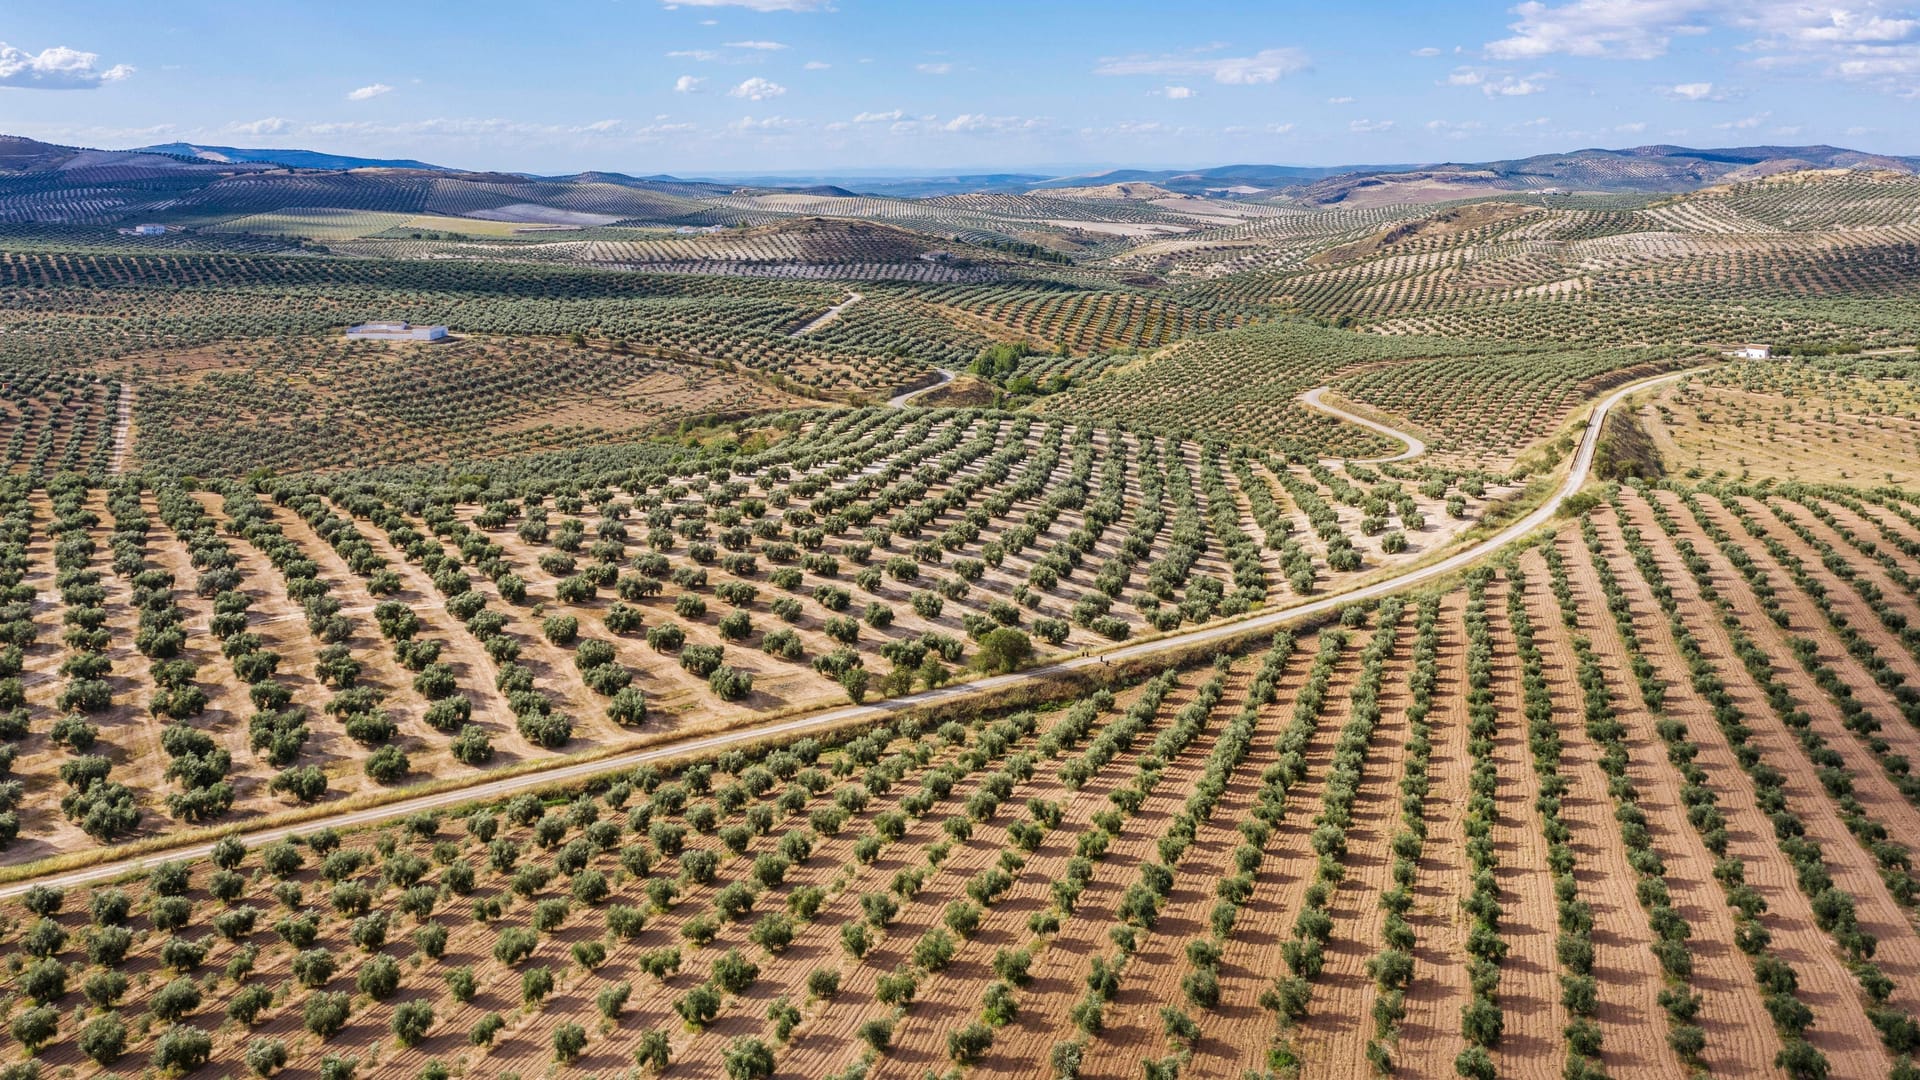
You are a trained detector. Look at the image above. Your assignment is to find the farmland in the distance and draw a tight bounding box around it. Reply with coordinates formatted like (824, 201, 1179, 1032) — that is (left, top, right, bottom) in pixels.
(0, 141, 1918, 1079)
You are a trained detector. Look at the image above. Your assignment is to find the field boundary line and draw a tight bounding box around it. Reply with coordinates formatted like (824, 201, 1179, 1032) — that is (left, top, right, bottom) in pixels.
(0, 365, 1705, 895)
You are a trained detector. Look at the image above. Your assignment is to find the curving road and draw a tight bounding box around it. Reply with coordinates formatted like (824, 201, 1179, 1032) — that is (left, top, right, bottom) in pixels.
(1300, 386, 1427, 463)
(0, 367, 1697, 897)
(887, 367, 957, 408)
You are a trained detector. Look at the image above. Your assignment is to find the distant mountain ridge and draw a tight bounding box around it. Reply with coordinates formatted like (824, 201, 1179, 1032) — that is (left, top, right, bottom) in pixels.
(3, 133, 1918, 224)
(139, 142, 453, 172)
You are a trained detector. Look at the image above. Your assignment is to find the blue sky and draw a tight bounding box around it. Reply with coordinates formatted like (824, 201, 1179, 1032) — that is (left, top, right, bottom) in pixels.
(5, 1, 1918, 174)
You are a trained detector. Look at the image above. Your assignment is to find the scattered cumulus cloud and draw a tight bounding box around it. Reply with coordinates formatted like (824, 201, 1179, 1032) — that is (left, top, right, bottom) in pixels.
(1413, 46, 1443, 56)
(347, 83, 393, 101)
(728, 114, 804, 131)
(1445, 66, 1550, 96)
(1350, 118, 1396, 132)
(667, 49, 720, 61)
(1486, 0, 1712, 61)
(1481, 0, 1920, 89)
(803, 60, 831, 69)
(1484, 73, 1549, 95)
(724, 40, 787, 50)
(0, 42, 132, 89)
(674, 75, 705, 92)
(1327, 95, 1356, 104)
(1617, 120, 1648, 132)
(916, 61, 954, 75)
(1750, 6, 1917, 45)
(1094, 45, 1309, 85)
(851, 109, 904, 122)
(1718, 111, 1769, 129)
(728, 76, 787, 100)
(1157, 85, 1197, 98)
(1664, 80, 1718, 99)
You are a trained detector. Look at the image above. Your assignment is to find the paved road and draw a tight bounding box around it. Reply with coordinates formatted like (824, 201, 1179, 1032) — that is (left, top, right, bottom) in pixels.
(1300, 386, 1428, 463)
(886, 367, 957, 408)
(791, 291, 863, 337)
(0, 367, 1696, 896)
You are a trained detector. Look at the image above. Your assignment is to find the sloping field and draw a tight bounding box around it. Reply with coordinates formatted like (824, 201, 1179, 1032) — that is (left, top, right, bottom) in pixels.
(0, 480, 1917, 1077)
(0, 408, 1506, 861)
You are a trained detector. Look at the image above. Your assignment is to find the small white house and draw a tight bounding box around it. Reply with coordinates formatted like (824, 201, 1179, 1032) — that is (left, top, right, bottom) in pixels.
(346, 321, 448, 342)
(1732, 344, 1772, 360)
(131, 224, 166, 236)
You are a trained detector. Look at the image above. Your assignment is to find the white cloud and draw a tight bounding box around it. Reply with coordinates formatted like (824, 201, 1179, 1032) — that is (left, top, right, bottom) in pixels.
(1446, 66, 1549, 95)
(725, 40, 787, 50)
(1483, 73, 1549, 95)
(1748, 6, 1917, 45)
(1717, 111, 1769, 129)
(804, 60, 831, 69)
(347, 83, 394, 101)
(1094, 46, 1309, 85)
(1223, 122, 1297, 135)
(1617, 120, 1648, 132)
(1158, 85, 1197, 99)
(1426, 119, 1486, 138)
(940, 113, 1046, 133)
(0, 42, 132, 89)
(1327, 95, 1356, 104)
(916, 61, 954, 75)
(851, 109, 904, 122)
(1350, 118, 1396, 132)
(228, 117, 292, 136)
(667, 49, 720, 61)
(1486, 0, 1713, 60)
(1665, 80, 1717, 99)
(1827, 47, 1920, 79)
(728, 114, 804, 131)
(674, 75, 705, 92)
(661, 0, 832, 10)
(1483, 0, 1920, 88)
(1413, 46, 1443, 56)
(728, 76, 787, 100)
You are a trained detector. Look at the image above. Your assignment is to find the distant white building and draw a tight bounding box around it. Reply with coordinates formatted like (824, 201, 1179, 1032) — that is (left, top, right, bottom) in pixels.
(1732, 343, 1772, 360)
(346, 321, 448, 342)
(130, 224, 166, 236)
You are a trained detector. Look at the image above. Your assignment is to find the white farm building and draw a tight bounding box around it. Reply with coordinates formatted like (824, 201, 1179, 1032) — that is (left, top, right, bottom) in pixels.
(345, 321, 448, 342)
(1732, 343, 1772, 360)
